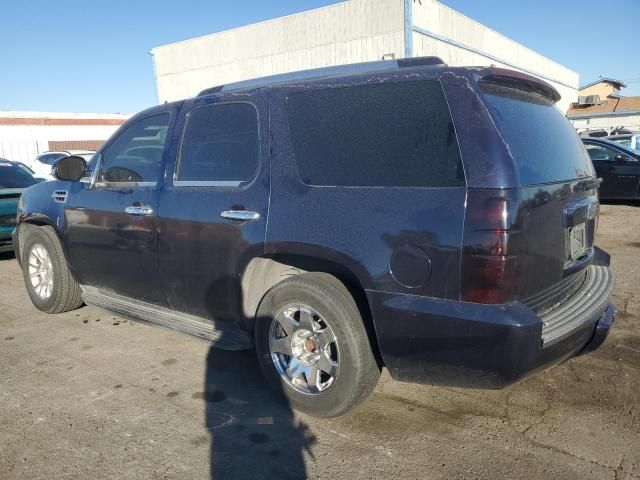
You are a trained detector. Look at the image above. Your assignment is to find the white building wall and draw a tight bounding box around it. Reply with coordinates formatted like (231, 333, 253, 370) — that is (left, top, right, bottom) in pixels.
(152, 0, 578, 112)
(569, 114, 640, 134)
(0, 136, 41, 165)
(0, 112, 128, 165)
(411, 0, 579, 112)
(152, 0, 404, 102)
(0, 125, 124, 164)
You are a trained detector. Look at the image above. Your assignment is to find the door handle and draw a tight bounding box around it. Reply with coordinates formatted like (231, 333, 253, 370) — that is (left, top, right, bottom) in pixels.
(125, 205, 154, 216)
(220, 210, 260, 222)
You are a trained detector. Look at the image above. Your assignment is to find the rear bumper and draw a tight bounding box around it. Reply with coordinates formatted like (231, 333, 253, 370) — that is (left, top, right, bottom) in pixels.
(368, 265, 616, 388)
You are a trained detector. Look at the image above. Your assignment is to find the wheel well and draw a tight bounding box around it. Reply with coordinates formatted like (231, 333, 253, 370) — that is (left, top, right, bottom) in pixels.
(21, 217, 52, 228)
(16, 222, 46, 262)
(241, 254, 383, 366)
(18, 222, 72, 275)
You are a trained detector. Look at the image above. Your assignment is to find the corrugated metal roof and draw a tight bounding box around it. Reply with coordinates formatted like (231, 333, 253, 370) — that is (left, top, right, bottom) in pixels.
(579, 78, 627, 91)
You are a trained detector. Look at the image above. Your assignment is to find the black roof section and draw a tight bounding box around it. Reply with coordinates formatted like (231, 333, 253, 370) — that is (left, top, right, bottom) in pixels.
(197, 56, 446, 97)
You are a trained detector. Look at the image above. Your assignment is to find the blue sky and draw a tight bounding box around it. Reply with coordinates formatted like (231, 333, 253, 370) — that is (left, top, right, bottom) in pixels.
(1, 0, 638, 113)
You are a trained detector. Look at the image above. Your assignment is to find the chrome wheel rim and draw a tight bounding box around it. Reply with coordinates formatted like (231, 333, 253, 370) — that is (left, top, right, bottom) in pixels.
(269, 304, 339, 395)
(28, 244, 54, 300)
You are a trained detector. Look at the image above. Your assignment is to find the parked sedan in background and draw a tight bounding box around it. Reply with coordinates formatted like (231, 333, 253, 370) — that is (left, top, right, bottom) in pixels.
(0, 159, 39, 252)
(583, 138, 640, 199)
(30, 150, 95, 180)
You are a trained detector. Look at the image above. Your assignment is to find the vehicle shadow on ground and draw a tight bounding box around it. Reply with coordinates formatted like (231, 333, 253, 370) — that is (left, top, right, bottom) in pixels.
(0, 251, 15, 261)
(600, 199, 640, 207)
(203, 338, 315, 479)
(199, 272, 315, 478)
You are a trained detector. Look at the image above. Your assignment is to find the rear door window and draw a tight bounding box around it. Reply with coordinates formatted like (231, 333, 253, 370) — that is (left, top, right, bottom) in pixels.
(285, 81, 464, 188)
(480, 83, 594, 185)
(176, 102, 259, 187)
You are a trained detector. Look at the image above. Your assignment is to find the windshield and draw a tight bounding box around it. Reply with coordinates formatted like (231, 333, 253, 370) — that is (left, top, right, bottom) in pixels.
(480, 82, 595, 185)
(0, 161, 38, 188)
(38, 153, 65, 165)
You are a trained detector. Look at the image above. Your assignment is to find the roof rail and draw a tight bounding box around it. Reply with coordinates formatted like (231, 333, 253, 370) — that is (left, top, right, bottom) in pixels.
(197, 56, 446, 97)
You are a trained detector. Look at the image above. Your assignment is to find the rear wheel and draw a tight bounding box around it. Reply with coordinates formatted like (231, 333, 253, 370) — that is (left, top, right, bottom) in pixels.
(21, 225, 84, 313)
(255, 272, 380, 417)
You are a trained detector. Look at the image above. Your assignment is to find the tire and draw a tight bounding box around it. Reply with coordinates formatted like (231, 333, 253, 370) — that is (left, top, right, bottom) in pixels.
(255, 272, 381, 417)
(20, 225, 84, 314)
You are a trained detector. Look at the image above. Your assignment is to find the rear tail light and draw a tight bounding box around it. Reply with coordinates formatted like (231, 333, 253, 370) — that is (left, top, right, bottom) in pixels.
(461, 190, 520, 304)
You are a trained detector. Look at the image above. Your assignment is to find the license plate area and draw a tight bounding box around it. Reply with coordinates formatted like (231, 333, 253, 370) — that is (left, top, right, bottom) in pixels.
(568, 223, 587, 261)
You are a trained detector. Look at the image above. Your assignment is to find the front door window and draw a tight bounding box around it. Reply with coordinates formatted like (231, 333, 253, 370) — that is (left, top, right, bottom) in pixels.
(96, 113, 170, 186)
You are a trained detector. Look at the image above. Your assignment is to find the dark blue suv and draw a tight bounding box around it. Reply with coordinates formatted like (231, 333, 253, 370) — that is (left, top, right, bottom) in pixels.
(14, 57, 616, 417)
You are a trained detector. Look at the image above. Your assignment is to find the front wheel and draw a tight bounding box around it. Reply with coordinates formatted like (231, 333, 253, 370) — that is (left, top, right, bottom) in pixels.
(20, 225, 84, 314)
(255, 272, 380, 417)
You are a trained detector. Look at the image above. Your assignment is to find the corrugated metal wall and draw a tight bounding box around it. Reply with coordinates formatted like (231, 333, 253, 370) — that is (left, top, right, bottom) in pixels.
(411, 0, 579, 112)
(0, 140, 42, 165)
(152, 0, 405, 102)
(151, 0, 579, 110)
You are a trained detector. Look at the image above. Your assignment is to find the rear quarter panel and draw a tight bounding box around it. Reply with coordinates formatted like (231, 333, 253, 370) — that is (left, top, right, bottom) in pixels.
(266, 87, 466, 299)
(440, 70, 519, 189)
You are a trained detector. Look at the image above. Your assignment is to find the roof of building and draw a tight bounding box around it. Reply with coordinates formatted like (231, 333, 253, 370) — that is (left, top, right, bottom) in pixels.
(579, 77, 627, 91)
(567, 96, 640, 118)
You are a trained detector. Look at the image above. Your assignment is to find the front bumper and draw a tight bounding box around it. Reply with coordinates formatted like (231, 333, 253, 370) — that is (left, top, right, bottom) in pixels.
(11, 227, 21, 262)
(368, 265, 616, 388)
(0, 229, 14, 253)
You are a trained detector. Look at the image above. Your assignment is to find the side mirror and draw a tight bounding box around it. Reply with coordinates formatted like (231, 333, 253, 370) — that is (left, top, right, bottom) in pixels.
(614, 154, 628, 164)
(52, 155, 87, 181)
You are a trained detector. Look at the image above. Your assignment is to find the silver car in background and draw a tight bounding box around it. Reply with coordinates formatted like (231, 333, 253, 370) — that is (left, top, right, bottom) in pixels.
(30, 150, 95, 180)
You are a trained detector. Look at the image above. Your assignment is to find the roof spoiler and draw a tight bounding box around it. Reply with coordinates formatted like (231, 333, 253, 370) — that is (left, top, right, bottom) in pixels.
(478, 67, 561, 103)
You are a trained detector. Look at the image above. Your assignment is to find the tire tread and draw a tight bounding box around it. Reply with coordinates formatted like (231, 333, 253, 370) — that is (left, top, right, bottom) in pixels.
(21, 224, 84, 314)
(255, 272, 380, 417)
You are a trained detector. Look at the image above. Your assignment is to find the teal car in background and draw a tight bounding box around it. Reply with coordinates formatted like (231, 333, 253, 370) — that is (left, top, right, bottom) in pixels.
(0, 159, 39, 253)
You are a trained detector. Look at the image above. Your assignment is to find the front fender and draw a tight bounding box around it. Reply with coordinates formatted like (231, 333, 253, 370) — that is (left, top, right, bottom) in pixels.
(15, 180, 77, 279)
(17, 180, 69, 228)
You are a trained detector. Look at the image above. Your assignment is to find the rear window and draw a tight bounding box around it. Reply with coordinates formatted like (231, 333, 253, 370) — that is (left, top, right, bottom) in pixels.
(480, 83, 594, 185)
(286, 81, 464, 188)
